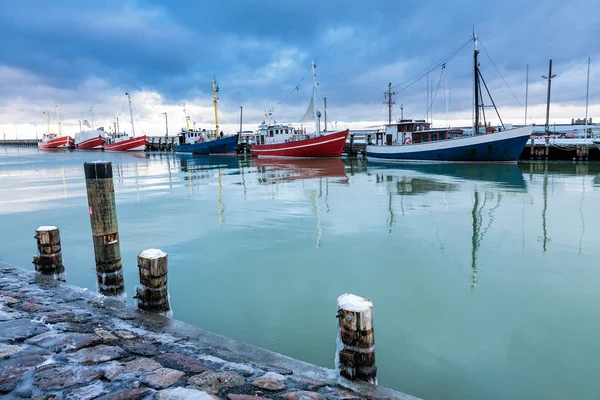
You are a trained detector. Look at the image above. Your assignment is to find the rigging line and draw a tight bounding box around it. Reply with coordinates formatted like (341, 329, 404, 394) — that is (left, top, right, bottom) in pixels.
(478, 39, 536, 124)
(132, 110, 146, 136)
(423, 65, 446, 120)
(391, 37, 472, 91)
(267, 65, 312, 113)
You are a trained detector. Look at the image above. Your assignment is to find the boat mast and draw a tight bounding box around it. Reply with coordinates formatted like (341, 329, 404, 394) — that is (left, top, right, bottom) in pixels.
(473, 32, 480, 135)
(126, 92, 135, 137)
(525, 64, 529, 125)
(55, 103, 62, 137)
(183, 103, 190, 132)
(43, 111, 50, 134)
(585, 57, 590, 139)
(239, 105, 243, 134)
(212, 80, 219, 136)
(385, 82, 395, 125)
(311, 61, 319, 135)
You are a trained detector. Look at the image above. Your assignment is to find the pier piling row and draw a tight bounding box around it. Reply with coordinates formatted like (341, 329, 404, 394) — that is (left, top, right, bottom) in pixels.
(336, 293, 377, 384)
(84, 161, 125, 299)
(135, 249, 171, 316)
(32, 226, 65, 282)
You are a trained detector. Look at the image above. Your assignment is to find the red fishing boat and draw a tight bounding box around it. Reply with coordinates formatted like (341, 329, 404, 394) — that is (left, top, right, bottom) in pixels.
(251, 61, 349, 158)
(38, 105, 74, 149)
(103, 133, 147, 151)
(251, 129, 348, 157)
(103, 93, 147, 151)
(38, 134, 74, 149)
(75, 130, 106, 150)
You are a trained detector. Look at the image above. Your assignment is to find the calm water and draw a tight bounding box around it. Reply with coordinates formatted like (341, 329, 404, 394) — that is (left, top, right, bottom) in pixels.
(1, 147, 600, 400)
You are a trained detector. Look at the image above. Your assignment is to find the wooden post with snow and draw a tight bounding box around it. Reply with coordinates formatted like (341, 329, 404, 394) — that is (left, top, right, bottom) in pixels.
(32, 226, 65, 282)
(84, 161, 125, 299)
(135, 249, 171, 316)
(335, 293, 377, 384)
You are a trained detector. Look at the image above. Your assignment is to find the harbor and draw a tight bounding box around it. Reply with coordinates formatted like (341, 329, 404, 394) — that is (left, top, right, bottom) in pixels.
(2, 148, 600, 399)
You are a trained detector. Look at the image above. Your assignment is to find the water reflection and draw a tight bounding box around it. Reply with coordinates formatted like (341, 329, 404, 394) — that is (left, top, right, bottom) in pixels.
(252, 158, 348, 185)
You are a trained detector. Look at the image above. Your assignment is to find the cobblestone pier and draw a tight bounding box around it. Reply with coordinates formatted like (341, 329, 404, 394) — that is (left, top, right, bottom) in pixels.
(0, 262, 418, 400)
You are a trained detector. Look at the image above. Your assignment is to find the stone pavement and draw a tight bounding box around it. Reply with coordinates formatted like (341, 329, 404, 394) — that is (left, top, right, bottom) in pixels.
(0, 262, 419, 400)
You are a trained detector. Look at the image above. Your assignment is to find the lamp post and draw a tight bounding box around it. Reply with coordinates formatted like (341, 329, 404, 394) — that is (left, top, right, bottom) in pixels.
(163, 112, 168, 138)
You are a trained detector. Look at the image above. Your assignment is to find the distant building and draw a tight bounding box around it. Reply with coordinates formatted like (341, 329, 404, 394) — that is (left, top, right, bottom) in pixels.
(572, 118, 592, 125)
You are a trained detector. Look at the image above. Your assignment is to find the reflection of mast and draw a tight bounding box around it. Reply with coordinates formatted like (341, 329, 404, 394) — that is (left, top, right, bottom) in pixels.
(61, 167, 67, 198)
(542, 162, 548, 252)
(324, 178, 330, 213)
(579, 171, 586, 255)
(217, 169, 223, 225)
(471, 190, 481, 290)
(387, 192, 395, 233)
(134, 162, 140, 204)
(307, 189, 322, 249)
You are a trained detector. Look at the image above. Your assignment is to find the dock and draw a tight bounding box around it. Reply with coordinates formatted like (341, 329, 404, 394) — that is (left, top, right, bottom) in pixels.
(0, 139, 40, 147)
(0, 262, 418, 399)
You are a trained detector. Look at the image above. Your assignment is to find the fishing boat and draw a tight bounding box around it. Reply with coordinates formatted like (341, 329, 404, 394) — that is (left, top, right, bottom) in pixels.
(251, 61, 349, 158)
(38, 105, 74, 149)
(367, 34, 533, 162)
(104, 93, 148, 151)
(175, 81, 239, 154)
(75, 129, 106, 150)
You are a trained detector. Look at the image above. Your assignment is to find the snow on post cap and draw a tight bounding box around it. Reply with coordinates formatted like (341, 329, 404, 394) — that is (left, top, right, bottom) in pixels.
(37, 226, 58, 231)
(337, 293, 373, 312)
(139, 249, 167, 259)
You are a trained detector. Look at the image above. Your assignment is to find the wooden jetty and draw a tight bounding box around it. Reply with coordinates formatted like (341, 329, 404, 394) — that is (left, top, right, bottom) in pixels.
(0, 139, 41, 147)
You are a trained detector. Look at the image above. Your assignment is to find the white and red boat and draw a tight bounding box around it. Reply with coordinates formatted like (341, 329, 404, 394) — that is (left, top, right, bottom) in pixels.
(38, 133, 74, 149)
(251, 61, 349, 158)
(38, 104, 74, 149)
(104, 132, 147, 151)
(75, 129, 106, 150)
(103, 93, 147, 151)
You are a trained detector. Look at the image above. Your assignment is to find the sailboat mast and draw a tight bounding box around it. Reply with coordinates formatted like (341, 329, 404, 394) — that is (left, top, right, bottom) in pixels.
(525, 64, 529, 125)
(44, 112, 50, 134)
(55, 103, 62, 137)
(473, 33, 480, 135)
(312, 61, 319, 135)
(585, 57, 590, 139)
(212, 80, 219, 135)
(126, 92, 135, 137)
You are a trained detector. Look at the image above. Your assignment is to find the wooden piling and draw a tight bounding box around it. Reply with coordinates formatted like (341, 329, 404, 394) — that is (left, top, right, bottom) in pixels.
(335, 293, 376, 384)
(32, 226, 65, 281)
(134, 249, 171, 316)
(84, 161, 125, 299)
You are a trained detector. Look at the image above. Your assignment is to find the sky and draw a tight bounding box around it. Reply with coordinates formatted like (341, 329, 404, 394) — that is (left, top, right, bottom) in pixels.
(0, 0, 599, 139)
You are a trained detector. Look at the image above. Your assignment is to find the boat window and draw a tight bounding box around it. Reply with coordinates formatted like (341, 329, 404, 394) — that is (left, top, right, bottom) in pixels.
(269, 130, 273, 137)
(439, 133, 446, 140)
(431, 133, 438, 141)
(423, 133, 429, 142)
(285, 129, 288, 134)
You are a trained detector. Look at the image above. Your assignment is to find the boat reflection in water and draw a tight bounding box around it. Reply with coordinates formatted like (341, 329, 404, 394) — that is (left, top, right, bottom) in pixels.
(372, 162, 527, 289)
(251, 158, 348, 185)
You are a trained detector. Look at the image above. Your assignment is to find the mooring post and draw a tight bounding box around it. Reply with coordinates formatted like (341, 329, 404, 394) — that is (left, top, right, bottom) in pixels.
(335, 293, 376, 384)
(32, 226, 65, 282)
(134, 249, 171, 316)
(529, 137, 534, 159)
(84, 161, 125, 299)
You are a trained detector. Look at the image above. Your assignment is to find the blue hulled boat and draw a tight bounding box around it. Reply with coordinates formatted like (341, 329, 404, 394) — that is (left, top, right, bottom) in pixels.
(367, 33, 533, 163)
(175, 79, 239, 155)
(175, 133, 239, 154)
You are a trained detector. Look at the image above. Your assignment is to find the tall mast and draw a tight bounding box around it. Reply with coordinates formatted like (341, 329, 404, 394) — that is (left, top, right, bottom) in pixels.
(324, 97, 327, 132)
(385, 82, 395, 125)
(43, 111, 50, 134)
(311, 61, 319, 135)
(183, 103, 190, 132)
(126, 92, 135, 137)
(473, 32, 480, 135)
(585, 57, 590, 139)
(116, 117, 120, 133)
(212, 80, 219, 135)
(239, 105, 243, 133)
(542, 60, 555, 137)
(55, 103, 62, 137)
(525, 64, 529, 125)
(426, 74, 430, 123)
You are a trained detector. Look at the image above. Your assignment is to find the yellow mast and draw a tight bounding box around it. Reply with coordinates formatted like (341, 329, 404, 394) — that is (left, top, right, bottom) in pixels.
(43, 112, 50, 134)
(183, 103, 190, 132)
(55, 103, 62, 136)
(212, 80, 219, 137)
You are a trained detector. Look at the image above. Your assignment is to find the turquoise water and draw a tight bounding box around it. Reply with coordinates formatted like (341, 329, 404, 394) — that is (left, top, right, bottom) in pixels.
(1, 147, 600, 400)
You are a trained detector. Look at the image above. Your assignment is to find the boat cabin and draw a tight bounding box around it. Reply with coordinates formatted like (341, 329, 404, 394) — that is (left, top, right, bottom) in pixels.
(177, 128, 217, 145)
(106, 132, 130, 145)
(375, 119, 464, 146)
(253, 122, 307, 145)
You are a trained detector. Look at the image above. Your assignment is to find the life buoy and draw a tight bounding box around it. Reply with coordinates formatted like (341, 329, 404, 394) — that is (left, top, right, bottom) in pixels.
(404, 137, 412, 145)
(199, 136, 205, 142)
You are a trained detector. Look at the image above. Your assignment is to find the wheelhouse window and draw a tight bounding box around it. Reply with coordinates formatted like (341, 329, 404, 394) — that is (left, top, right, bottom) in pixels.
(431, 133, 438, 141)
(423, 133, 429, 142)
